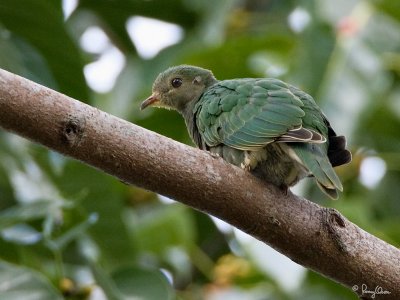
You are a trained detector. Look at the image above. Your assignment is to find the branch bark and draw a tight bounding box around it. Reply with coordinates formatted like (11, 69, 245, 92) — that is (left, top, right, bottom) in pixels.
(0, 69, 399, 299)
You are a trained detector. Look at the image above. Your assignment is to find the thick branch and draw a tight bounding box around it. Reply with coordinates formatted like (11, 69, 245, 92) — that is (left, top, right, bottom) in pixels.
(0, 69, 399, 299)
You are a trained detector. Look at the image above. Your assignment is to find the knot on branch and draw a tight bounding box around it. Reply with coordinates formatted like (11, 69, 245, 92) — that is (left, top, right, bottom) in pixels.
(323, 208, 348, 252)
(61, 115, 85, 147)
(268, 216, 281, 226)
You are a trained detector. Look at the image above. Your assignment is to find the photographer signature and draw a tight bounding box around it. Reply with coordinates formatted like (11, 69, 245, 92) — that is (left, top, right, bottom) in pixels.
(352, 284, 391, 298)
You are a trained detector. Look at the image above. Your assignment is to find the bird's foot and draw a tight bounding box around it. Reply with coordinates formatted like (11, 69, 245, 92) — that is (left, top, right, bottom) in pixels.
(240, 162, 251, 172)
(279, 184, 289, 196)
(208, 151, 220, 159)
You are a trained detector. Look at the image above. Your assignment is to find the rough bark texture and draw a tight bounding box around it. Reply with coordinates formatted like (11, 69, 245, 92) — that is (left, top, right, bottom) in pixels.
(0, 69, 399, 299)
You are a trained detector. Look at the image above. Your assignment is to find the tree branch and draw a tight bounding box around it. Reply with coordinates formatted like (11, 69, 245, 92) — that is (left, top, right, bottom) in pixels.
(0, 69, 399, 299)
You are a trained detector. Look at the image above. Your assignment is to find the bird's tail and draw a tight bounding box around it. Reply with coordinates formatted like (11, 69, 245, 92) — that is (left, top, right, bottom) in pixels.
(326, 121, 352, 167)
(290, 143, 343, 199)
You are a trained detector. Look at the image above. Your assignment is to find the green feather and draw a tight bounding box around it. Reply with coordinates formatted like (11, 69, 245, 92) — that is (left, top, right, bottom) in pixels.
(196, 78, 306, 149)
(290, 143, 343, 198)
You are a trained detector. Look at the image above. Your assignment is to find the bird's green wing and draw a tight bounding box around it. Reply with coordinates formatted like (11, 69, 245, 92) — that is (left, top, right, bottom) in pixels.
(288, 85, 329, 141)
(194, 78, 319, 151)
(194, 78, 343, 199)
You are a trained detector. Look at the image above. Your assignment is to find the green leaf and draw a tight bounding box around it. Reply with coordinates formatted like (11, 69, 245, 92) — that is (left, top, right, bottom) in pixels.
(373, 0, 400, 22)
(54, 162, 135, 265)
(46, 213, 98, 251)
(183, 34, 295, 80)
(0, 27, 55, 87)
(0, 201, 57, 230)
(0, 260, 62, 300)
(1, 224, 42, 245)
(77, 0, 199, 53)
(90, 261, 124, 300)
(112, 266, 175, 300)
(124, 204, 196, 255)
(0, 0, 88, 100)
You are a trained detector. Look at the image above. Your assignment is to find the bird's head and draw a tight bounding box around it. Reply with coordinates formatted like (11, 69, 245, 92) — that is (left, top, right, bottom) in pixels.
(141, 65, 217, 112)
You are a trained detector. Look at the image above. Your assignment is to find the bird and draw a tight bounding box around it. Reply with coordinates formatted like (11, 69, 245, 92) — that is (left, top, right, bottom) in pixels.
(141, 65, 351, 199)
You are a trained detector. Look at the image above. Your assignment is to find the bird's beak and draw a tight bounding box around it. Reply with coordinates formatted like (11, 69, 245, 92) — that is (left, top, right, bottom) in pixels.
(140, 94, 160, 110)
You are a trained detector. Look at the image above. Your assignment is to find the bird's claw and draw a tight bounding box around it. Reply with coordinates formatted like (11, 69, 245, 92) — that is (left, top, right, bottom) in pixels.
(240, 163, 251, 171)
(208, 152, 220, 159)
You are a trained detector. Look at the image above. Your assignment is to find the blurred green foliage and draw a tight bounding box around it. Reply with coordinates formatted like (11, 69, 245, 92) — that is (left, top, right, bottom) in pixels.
(0, 0, 399, 299)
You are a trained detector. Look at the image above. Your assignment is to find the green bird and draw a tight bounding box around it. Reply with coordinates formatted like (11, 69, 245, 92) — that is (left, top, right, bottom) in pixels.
(141, 65, 351, 199)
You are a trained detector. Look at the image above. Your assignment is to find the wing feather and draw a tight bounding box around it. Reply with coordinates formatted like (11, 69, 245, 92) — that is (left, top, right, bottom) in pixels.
(277, 127, 326, 143)
(195, 78, 326, 150)
(193, 78, 345, 198)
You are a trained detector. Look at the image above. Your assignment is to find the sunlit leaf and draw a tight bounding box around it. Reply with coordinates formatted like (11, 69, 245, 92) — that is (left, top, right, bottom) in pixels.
(0, 261, 62, 300)
(1, 224, 42, 245)
(0, 201, 58, 230)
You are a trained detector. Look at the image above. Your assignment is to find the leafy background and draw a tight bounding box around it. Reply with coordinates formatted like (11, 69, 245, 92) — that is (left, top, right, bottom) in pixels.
(0, 0, 399, 299)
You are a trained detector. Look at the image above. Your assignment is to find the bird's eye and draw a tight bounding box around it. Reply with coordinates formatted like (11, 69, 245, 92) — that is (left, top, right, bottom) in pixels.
(171, 78, 182, 88)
